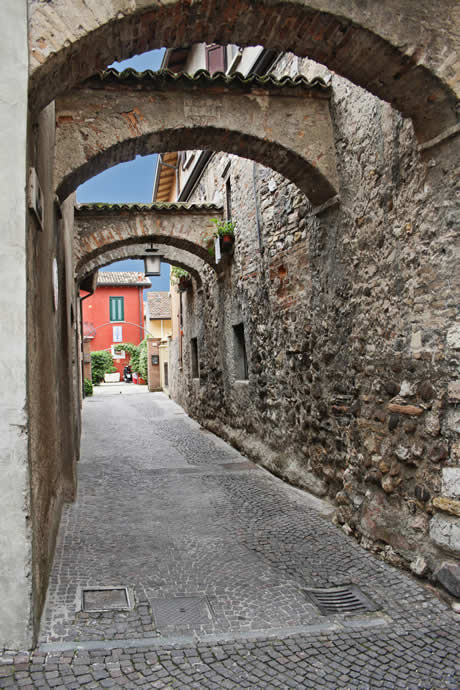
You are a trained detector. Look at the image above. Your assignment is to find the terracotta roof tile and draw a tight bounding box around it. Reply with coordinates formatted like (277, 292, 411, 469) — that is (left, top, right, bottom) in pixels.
(97, 271, 152, 287)
(84, 68, 331, 97)
(147, 291, 171, 319)
(76, 201, 221, 214)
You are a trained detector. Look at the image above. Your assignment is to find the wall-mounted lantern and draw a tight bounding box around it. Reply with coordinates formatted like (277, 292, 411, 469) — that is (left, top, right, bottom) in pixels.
(144, 245, 162, 276)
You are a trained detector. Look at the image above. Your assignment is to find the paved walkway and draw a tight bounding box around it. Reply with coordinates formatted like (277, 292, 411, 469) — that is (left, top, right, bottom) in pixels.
(1, 391, 459, 688)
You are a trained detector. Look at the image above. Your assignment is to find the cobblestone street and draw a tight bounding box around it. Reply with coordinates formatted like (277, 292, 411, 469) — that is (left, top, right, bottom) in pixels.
(1, 389, 459, 688)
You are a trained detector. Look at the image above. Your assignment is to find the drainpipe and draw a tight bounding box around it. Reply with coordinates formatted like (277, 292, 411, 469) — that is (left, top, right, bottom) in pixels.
(139, 287, 143, 344)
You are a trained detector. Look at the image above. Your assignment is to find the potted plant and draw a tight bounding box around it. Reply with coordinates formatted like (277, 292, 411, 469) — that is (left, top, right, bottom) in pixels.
(210, 218, 235, 253)
(171, 266, 193, 291)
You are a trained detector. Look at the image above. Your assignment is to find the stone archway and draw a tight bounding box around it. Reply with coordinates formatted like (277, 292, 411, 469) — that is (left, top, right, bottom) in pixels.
(77, 243, 207, 288)
(55, 70, 338, 206)
(29, 0, 459, 142)
(74, 201, 223, 278)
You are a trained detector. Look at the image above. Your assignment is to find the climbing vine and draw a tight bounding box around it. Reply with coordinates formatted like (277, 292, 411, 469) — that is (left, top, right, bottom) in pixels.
(114, 341, 148, 381)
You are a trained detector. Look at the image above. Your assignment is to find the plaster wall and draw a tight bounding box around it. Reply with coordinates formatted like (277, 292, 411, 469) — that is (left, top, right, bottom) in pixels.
(169, 55, 460, 583)
(0, 0, 32, 649)
(148, 319, 172, 340)
(147, 339, 162, 391)
(26, 99, 81, 644)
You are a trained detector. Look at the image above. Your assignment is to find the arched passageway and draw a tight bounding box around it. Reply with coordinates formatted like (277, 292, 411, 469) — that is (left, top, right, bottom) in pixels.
(55, 70, 338, 206)
(74, 201, 223, 276)
(0, 0, 458, 651)
(30, 0, 458, 142)
(77, 244, 206, 288)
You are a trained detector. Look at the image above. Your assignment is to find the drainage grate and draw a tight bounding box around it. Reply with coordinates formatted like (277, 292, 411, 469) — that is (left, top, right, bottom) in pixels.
(303, 585, 379, 615)
(81, 587, 133, 612)
(150, 597, 213, 627)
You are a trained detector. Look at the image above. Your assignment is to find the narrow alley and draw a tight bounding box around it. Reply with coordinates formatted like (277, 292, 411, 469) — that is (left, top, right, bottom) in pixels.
(2, 389, 459, 688)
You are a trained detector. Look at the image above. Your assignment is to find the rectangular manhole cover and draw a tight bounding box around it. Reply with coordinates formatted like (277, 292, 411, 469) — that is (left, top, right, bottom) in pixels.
(303, 585, 379, 615)
(81, 587, 133, 612)
(151, 597, 213, 626)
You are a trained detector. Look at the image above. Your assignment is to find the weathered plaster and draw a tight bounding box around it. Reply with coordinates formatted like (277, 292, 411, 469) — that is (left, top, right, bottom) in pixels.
(0, 0, 32, 649)
(55, 74, 337, 206)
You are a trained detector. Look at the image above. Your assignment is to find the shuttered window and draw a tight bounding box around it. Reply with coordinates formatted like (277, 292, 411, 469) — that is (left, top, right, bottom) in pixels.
(205, 44, 226, 73)
(109, 296, 124, 322)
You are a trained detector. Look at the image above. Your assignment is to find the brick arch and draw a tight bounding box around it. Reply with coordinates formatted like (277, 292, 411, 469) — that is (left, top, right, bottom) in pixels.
(29, 0, 458, 142)
(55, 71, 338, 206)
(77, 244, 206, 288)
(74, 202, 222, 279)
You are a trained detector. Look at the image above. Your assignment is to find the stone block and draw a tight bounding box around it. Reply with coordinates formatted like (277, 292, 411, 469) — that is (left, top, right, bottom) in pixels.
(410, 556, 428, 577)
(442, 468, 460, 498)
(425, 411, 441, 436)
(434, 561, 460, 598)
(448, 381, 460, 402)
(447, 409, 460, 434)
(387, 398, 423, 416)
(447, 324, 460, 349)
(430, 514, 460, 557)
(433, 496, 460, 518)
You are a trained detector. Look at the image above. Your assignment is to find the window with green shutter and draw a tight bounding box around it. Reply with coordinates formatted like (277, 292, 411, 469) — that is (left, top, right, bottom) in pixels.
(109, 296, 124, 322)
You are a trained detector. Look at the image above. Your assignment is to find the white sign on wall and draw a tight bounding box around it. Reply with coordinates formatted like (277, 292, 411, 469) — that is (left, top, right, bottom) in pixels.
(113, 325, 123, 342)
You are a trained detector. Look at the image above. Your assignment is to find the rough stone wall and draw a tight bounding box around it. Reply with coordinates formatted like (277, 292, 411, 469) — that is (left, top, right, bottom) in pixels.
(169, 54, 460, 585)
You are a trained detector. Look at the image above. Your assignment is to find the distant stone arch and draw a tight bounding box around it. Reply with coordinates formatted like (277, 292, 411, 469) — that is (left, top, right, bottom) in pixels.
(77, 243, 206, 288)
(29, 0, 459, 142)
(56, 70, 338, 207)
(74, 202, 223, 280)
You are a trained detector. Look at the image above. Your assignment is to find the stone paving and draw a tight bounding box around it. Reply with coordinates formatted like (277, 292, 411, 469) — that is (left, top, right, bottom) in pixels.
(1, 390, 459, 688)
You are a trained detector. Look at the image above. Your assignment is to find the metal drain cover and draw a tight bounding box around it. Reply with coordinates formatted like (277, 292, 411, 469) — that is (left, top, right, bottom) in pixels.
(81, 587, 133, 612)
(303, 585, 379, 615)
(151, 597, 213, 627)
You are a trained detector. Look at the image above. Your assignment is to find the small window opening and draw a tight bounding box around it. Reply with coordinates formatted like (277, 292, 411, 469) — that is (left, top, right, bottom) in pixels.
(233, 323, 248, 380)
(191, 337, 199, 379)
(164, 362, 169, 387)
(225, 178, 232, 221)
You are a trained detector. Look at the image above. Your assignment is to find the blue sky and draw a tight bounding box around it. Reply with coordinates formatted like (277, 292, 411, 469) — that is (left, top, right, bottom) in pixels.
(77, 49, 170, 294)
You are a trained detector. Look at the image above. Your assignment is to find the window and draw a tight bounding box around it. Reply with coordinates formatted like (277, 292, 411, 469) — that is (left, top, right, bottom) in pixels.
(225, 178, 232, 221)
(233, 323, 248, 380)
(112, 325, 123, 342)
(164, 362, 169, 387)
(190, 337, 199, 379)
(205, 44, 226, 73)
(109, 296, 124, 322)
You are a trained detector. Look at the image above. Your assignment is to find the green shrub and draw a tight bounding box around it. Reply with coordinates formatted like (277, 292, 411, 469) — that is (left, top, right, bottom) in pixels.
(170, 266, 191, 282)
(138, 340, 148, 381)
(91, 350, 114, 384)
(114, 341, 148, 381)
(84, 378, 93, 396)
(210, 218, 235, 237)
(114, 343, 140, 373)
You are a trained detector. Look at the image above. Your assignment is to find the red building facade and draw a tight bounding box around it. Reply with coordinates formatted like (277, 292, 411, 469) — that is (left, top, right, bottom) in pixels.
(82, 272, 151, 377)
